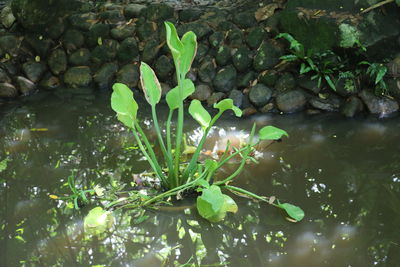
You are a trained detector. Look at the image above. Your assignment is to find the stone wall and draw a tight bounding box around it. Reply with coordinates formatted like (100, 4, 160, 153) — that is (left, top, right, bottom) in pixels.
(0, 0, 400, 117)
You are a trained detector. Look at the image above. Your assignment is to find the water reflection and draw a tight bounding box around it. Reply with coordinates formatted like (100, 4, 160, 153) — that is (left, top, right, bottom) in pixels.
(1, 92, 400, 266)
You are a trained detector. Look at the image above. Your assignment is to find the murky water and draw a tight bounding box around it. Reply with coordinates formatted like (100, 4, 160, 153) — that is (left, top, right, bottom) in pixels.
(1, 90, 400, 267)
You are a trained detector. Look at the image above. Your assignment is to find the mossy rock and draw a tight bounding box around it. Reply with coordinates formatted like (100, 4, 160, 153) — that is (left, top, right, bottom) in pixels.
(94, 62, 119, 90)
(215, 45, 231, 66)
(141, 39, 160, 64)
(232, 46, 252, 73)
(90, 39, 119, 65)
(143, 3, 174, 22)
(154, 55, 174, 81)
(22, 61, 46, 83)
(117, 37, 138, 64)
(64, 66, 92, 88)
(69, 48, 91, 66)
(86, 24, 110, 48)
(116, 64, 139, 88)
(253, 40, 283, 71)
(48, 49, 67, 75)
(63, 29, 85, 52)
(213, 65, 237, 93)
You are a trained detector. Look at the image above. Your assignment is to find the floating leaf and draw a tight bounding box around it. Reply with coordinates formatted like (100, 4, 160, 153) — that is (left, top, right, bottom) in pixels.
(259, 126, 288, 140)
(276, 203, 305, 222)
(196, 185, 238, 222)
(0, 158, 9, 173)
(140, 62, 162, 106)
(189, 100, 211, 129)
(195, 178, 210, 189)
(111, 83, 138, 128)
(213, 98, 242, 117)
(166, 79, 195, 110)
(49, 194, 59, 199)
(180, 31, 197, 77)
(84, 207, 114, 235)
(255, 3, 279, 22)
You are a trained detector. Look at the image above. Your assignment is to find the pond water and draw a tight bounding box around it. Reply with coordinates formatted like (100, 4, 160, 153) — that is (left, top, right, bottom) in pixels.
(1, 89, 400, 267)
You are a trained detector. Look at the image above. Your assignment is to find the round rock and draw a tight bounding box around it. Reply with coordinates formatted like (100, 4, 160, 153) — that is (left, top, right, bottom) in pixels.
(190, 84, 212, 101)
(16, 76, 36, 95)
(116, 64, 139, 88)
(0, 82, 18, 98)
(249, 84, 272, 107)
(69, 48, 91, 66)
(94, 62, 119, 90)
(64, 66, 92, 88)
(48, 49, 67, 75)
(213, 65, 237, 93)
(276, 89, 307, 113)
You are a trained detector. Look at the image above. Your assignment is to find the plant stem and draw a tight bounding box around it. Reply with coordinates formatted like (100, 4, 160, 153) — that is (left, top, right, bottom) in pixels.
(151, 105, 175, 185)
(174, 72, 185, 186)
(133, 122, 167, 186)
(166, 109, 174, 156)
(222, 185, 270, 203)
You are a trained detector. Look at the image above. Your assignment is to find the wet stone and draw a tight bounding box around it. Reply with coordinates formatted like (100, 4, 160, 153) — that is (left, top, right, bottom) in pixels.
(233, 12, 257, 29)
(25, 35, 53, 58)
(341, 96, 363, 118)
(208, 32, 224, 48)
(155, 55, 174, 81)
(195, 44, 209, 63)
(179, 8, 203, 22)
(144, 3, 174, 22)
(298, 75, 320, 94)
(117, 37, 139, 64)
(228, 89, 244, 108)
(0, 82, 18, 98)
(249, 84, 272, 107)
(99, 10, 125, 24)
(246, 27, 266, 49)
(275, 72, 296, 92)
(91, 39, 119, 65)
(124, 4, 146, 19)
(161, 82, 171, 96)
(359, 90, 399, 117)
(64, 66, 92, 88)
(69, 13, 97, 31)
(22, 61, 46, 83)
(190, 84, 212, 101)
(136, 21, 158, 41)
(48, 49, 67, 75)
(86, 24, 110, 48)
(207, 92, 225, 106)
(237, 71, 255, 88)
(253, 40, 283, 71)
(0, 68, 11, 83)
(1, 5, 16, 29)
(141, 39, 160, 64)
(260, 103, 275, 113)
(213, 65, 237, 93)
(276, 89, 307, 113)
(309, 95, 342, 112)
(215, 45, 231, 66)
(63, 29, 84, 52)
(232, 46, 252, 73)
(178, 22, 212, 40)
(116, 64, 139, 88)
(94, 62, 119, 90)
(45, 19, 65, 39)
(39, 73, 60, 90)
(259, 70, 278, 87)
(69, 48, 91, 66)
(16, 76, 36, 95)
(227, 29, 244, 47)
(198, 61, 216, 83)
(0, 35, 19, 55)
(111, 24, 136, 41)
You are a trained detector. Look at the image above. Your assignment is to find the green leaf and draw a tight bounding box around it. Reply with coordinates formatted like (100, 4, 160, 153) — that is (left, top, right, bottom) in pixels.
(325, 75, 336, 91)
(259, 126, 288, 140)
(180, 31, 197, 77)
(164, 21, 183, 62)
(196, 185, 238, 222)
(166, 79, 195, 110)
(195, 179, 210, 188)
(280, 55, 298, 61)
(189, 99, 211, 128)
(204, 159, 218, 173)
(84, 207, 114, 235)
(111, 83, 138, 128)
(213, 98, 242, 117)
(0, 158, 9, 173)
(375, 65, 387, 84)
(276, 203, 305, 222)
(140, 62, 161, 106)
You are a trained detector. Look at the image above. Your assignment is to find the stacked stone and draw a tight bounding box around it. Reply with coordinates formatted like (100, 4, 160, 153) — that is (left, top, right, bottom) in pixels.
(0, 0, 399, 117)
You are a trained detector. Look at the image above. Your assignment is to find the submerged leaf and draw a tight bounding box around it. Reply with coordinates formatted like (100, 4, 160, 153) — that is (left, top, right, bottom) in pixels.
(84, 207, 114, 235)
(140, 62, 162, 106)
(196, 185, 238, 222)
(259, 126, 288, 140)
(214, 98, 242, 117)
(276, 203, 305, 222)
(166, 79, 195, 110)
(111, 83, 138, 128)
(189, 100, 211, 128)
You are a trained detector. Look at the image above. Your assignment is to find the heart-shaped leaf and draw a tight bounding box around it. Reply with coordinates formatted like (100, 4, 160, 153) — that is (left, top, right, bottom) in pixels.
(189, 99, 211, 128)
(196, 185, 238, 222)
(111, 83, 138, 128)
(84, 207, 114, 235)
(180, 31, 197, 77)
(214, 98, 242, 117)
(166, 79, 195, 110)
(259, 126, 288, 140)
(276, 203, 304, 222)
(165, 21, 183, 62)
(140, 62, 161, 106)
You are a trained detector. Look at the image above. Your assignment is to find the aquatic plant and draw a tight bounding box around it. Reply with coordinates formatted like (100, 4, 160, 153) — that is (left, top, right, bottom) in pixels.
(359, 61, 388, 95)
(108, 22, 304, 223)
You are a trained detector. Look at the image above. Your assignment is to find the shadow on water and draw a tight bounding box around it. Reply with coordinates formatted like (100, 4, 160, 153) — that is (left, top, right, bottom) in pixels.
(1, 91, 400, 266)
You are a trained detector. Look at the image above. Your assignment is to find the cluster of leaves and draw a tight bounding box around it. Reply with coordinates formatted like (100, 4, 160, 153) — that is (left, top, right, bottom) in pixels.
(107, 22, 304, 224)
(277, 33, 389, 95)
